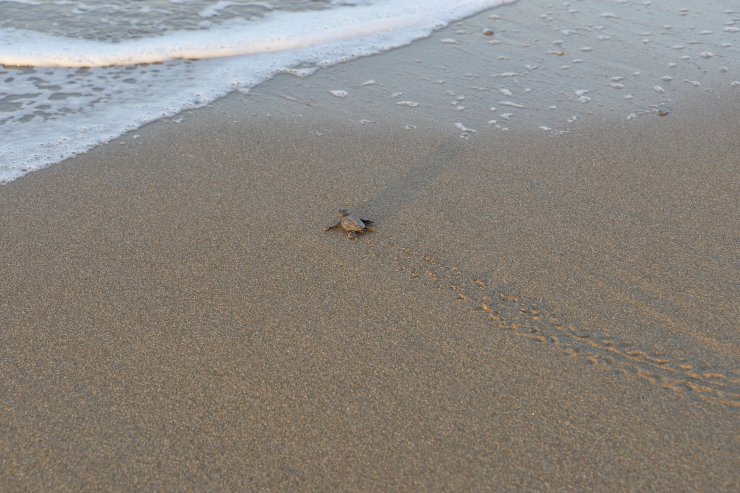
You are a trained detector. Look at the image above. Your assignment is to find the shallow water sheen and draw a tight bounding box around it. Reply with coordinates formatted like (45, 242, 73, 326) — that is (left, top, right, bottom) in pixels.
(0, 0, 336, 42)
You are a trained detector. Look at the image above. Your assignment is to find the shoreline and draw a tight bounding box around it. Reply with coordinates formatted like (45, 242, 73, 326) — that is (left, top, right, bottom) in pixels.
(2, 1, 739, 490)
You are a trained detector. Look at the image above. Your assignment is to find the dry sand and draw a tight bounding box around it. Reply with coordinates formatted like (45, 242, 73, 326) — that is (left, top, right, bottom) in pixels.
(1, 0, 739, 491)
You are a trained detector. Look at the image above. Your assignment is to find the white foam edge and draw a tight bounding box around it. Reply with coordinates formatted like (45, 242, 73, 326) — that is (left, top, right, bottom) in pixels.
(0, 0, 518, 68)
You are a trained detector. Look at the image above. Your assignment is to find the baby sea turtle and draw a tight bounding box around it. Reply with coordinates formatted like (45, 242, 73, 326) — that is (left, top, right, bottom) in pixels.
(324, 208, 374, 239)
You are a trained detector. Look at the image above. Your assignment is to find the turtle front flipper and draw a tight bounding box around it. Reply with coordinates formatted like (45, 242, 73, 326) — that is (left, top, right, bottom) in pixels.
(324, 220, 341, 231)
(361, 219, 374, 226)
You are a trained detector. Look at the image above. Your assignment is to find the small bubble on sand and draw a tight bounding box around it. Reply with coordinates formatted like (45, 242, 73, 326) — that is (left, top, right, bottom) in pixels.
(610, 83, 624, 89)
(578, 96, 591, 103)
(724, 27, 739, 33)
(330, 90, 348, 98)
(700, 51, 713, 58)
(699, 30, 714, 35)
(440, 38, 459, 44)
(454, 122, 476, 136)
(661, 76, 673, 81)
(397, 101, 419, 107)
(499, 100, 526, 108)
(499, 113, 513, 120)
(526, 64, 539, 70)
(404, 124, 416, 130)
(580, 46, 593, 52)
(574, 89, 590, 96)
(627, 113, 636, 120)
(610, 76, 625, 82)
(500, 88, 513, 96)
(391, 92, 403, 97)
(361, 79, 376, 86)
(489, 106, 497, 111)
(669, 62, 678, 67)
(653, 85, 665, 93)
(539, 126, 552, 131)
(731, 81, 740, 87)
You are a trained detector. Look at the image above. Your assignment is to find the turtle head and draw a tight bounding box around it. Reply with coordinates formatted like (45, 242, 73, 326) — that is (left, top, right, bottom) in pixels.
(338, 208, 350, 217)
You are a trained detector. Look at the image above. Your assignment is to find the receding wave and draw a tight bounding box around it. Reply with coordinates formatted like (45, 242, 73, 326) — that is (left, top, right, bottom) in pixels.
(0, 0, 517, 68)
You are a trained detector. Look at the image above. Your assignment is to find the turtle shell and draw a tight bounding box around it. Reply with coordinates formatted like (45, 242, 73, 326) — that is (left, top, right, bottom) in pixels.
(340, 214, 367, 232)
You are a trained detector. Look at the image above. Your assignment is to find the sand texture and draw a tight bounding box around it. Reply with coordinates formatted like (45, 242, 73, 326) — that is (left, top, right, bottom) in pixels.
(1, 0, 739, 491)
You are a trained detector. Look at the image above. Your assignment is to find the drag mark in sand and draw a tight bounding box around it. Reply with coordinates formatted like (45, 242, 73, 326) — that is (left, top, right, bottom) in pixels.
(362, 238, 740, 409)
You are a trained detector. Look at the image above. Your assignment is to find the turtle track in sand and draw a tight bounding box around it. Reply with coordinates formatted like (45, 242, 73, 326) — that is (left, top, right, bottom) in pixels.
(362, 237, 740, 409)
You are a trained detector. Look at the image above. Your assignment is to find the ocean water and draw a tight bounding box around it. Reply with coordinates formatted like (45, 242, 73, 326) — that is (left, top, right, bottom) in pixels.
(0, 0, 516, 184)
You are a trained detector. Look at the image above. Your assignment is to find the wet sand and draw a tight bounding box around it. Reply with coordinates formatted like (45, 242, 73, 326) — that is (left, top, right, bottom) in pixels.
(1, 1, 739, 491)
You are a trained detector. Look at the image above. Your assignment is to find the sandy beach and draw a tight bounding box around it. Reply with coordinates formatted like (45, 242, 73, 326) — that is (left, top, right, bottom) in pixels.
(1, 1, 739, 491)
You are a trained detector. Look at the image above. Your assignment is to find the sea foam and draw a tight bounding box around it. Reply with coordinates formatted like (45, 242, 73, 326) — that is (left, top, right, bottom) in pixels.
(0, 0, 516, 183)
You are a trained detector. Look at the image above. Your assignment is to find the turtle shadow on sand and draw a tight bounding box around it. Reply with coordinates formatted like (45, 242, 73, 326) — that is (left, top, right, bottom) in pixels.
(324, 208, 374, 240)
